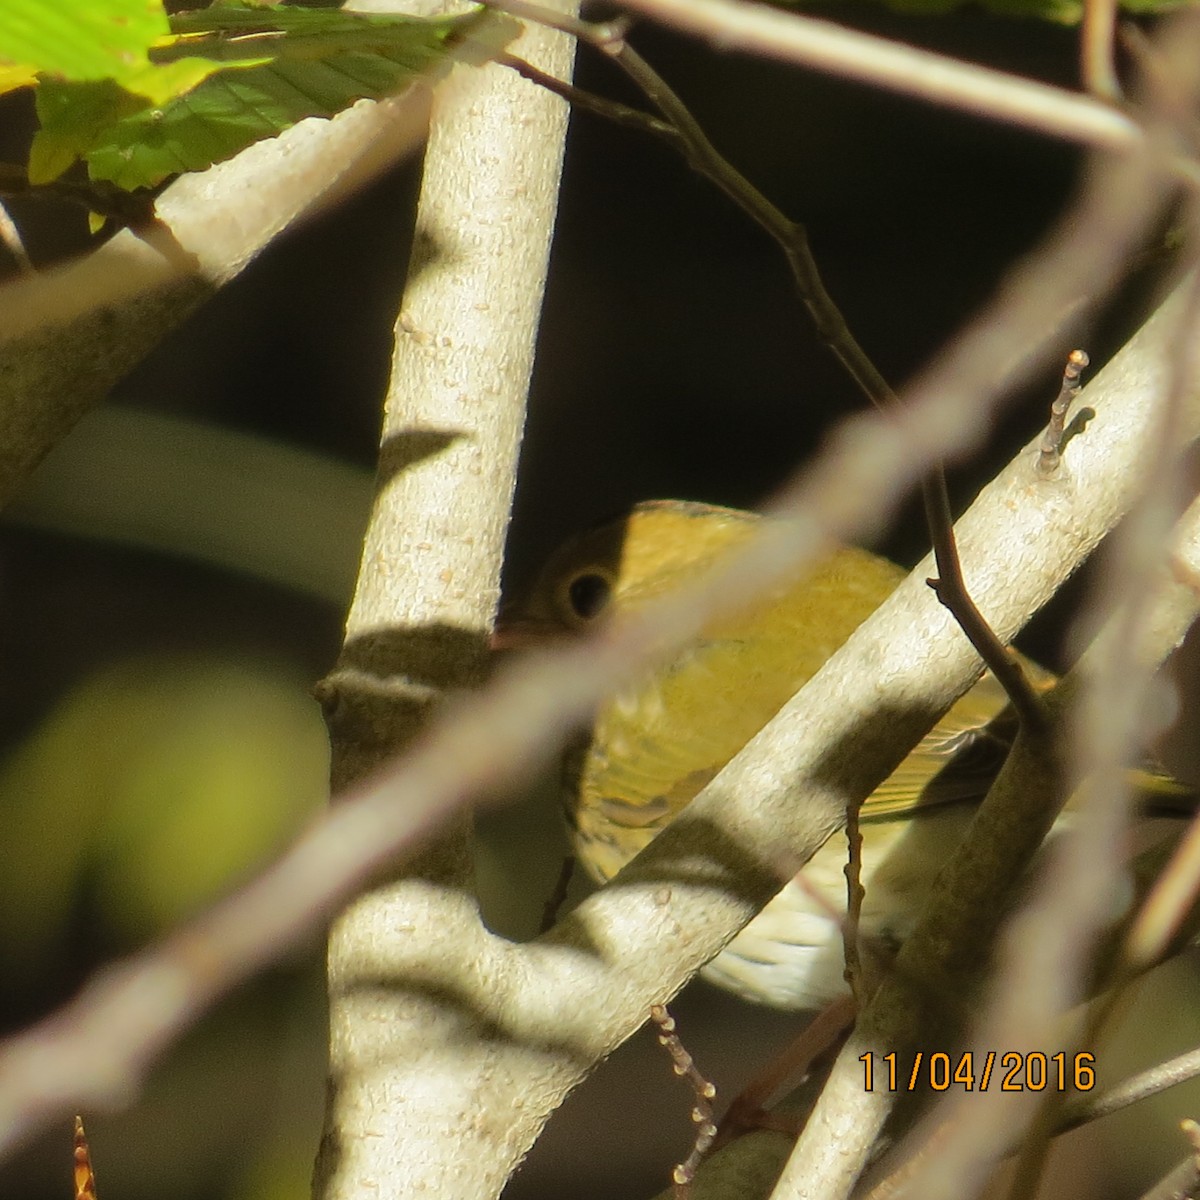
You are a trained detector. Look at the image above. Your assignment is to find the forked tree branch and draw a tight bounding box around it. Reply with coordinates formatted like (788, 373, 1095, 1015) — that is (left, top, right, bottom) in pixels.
(0, 117, 1192, 1182)
(0, 11, 1198, 1200)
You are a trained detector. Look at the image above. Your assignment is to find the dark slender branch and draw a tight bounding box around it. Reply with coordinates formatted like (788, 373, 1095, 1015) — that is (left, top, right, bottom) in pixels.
(0, 163, 157, 229)
(621, 36, 899, 412)
(923, 472, 1050, 734)
(487, 0, 893, 408)
(498, 52, 680, 142)
(490, 0, 1048, 729)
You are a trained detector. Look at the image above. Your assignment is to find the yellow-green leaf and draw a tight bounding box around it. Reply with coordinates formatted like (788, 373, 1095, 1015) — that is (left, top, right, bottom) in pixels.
(0, 0, 168, 90)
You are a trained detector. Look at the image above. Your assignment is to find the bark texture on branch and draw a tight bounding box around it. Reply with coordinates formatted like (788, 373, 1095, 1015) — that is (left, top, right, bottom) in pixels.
(313, 5, 577, 1198)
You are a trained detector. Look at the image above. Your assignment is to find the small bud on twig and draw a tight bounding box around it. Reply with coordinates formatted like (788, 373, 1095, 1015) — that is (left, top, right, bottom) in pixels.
(650, 1005, 718, 1197)
(1038, 349, 1089, 476)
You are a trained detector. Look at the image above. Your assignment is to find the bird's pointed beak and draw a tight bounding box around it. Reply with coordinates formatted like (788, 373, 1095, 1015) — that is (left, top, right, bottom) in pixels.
(490, 611, 565, 653)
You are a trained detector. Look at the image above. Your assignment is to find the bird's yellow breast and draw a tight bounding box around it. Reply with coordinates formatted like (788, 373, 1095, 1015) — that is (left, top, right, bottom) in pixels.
(502, 499, 1184, 1010)
(565, 536, 910, 881)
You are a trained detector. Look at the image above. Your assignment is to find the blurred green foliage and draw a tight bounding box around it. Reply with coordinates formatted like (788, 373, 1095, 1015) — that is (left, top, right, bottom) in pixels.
(0, 655, 328, 969)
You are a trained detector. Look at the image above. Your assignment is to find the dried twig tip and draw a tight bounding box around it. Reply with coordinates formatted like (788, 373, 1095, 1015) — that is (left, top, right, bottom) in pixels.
(1182, 1117, 1200, 1152)
(1037, 348, 1090, 476)
(73, 1116, 98, 1200)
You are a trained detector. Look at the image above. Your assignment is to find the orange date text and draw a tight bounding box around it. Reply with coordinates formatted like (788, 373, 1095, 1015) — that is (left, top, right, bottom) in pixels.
(858, 1051, 1096, 1093)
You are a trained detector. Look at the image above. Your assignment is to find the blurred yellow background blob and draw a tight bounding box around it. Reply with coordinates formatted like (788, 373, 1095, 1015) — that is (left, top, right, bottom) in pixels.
(0, 655, 328, 967)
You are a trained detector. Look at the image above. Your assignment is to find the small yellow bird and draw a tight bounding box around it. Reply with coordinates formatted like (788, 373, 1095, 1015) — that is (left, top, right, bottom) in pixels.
(500, 499, 1176, 1011)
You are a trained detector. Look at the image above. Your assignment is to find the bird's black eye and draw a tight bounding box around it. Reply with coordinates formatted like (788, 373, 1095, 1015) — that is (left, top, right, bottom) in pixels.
(566, 571, 612, 621)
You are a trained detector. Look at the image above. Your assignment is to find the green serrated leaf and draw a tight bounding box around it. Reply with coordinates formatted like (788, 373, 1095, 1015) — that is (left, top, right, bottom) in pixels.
(17, 4, 516, 191)
(29, 77, 148, 183)
(84, 9, 517, 189)
(0, 0, 230, 104)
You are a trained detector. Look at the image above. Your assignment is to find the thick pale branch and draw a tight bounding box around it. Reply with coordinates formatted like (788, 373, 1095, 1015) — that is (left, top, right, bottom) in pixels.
(312, 2, 579, 1198)
(0, 88, 431, 506)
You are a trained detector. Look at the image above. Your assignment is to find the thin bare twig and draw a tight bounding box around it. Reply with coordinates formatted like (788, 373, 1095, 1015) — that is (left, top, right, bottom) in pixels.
(842, 801, 866, 1003)
(1037, 349, 1090, 477)
(650, 1005, 718, 1197)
